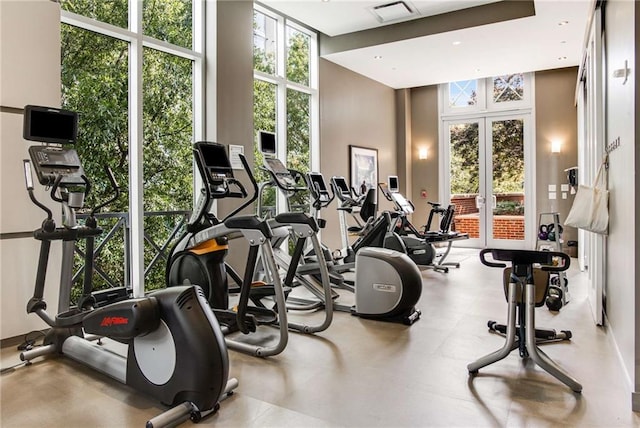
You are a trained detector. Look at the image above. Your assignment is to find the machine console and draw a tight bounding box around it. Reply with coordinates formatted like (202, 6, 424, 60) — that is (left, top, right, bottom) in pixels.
(23, 105, 85, 186)
(391, 193, 414, 215)
(263, 157, 298, 189)
(194, 141, 236, 197)
(28, 146, 85, 186)
(330, 176, 351, 201)
(307, 172, 330, 203)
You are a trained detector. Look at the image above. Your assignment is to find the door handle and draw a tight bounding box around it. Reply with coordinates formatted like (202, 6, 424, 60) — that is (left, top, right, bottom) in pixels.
(475, 195, 485, 209)
(491, 195, 497, 209)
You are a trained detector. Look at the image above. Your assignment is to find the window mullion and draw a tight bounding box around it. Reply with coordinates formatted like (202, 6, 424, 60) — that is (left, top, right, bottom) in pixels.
(61, 10, 136, 43)
(142, 36, 202, 61)
(129, 0, 145, 297)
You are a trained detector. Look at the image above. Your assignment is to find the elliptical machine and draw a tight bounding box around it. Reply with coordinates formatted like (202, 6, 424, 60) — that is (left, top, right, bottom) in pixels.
(301, 170, 423, 325)
(167, 141, 324, 357)
(19, 105, 237, 427)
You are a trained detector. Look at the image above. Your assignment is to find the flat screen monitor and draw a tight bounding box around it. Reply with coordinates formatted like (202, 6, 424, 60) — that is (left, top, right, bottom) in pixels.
(23, 105, 78, 144)
(332, 176, 350, 196)
(308, 172, 327, 192)
(388, 176, 399, 193)
(259, 131, 276, 155)
(197, 142, 232, 177)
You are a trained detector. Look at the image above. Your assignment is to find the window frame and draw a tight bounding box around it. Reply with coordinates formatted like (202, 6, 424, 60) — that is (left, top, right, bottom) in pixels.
(441, 73, 532, 117)
(253, 4, 319, 194)
(61, 1, 204, 296)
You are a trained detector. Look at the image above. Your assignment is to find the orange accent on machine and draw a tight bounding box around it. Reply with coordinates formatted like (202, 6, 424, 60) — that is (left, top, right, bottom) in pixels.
(189, 238, 229, 255)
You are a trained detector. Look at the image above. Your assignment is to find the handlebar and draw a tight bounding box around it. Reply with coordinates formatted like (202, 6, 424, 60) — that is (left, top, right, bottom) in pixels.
(90, 166, 120, 216)
(223, 153, 258, 221)
(226, 178, 248, 199)
(23, 159, 53, 221)
(479, 248, 570, 272)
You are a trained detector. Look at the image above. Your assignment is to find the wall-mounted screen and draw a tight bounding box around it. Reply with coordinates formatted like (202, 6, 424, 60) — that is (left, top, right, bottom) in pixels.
(23, 105, 78, 144)
(259, 131, 276, 155)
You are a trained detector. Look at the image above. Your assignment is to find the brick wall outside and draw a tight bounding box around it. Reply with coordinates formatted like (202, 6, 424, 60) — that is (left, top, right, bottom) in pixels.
(455, 214, 525, 240)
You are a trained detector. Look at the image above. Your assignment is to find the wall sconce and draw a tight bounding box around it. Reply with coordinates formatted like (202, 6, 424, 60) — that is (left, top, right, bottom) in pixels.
(418, 148, 428, 160)
(551, 140, 562, 153)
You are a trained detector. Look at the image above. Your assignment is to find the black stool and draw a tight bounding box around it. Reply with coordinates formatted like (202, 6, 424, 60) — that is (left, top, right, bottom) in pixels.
(467, 249, 582, 393)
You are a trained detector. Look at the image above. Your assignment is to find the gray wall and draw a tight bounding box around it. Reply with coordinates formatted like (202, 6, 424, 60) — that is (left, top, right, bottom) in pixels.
(601, 0, 639, 407)
(534, 67, 580, 245)
(1, 0, 62, 339)
(408, 85, 440, 229)
(319, 59, 397, 251)
(215, 0, 254, 271)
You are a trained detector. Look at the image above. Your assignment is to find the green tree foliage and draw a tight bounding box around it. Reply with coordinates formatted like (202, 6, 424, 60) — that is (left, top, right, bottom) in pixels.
(491, 119, 524, 193)
(449, 122, 480, 194)
(143, 0, 192, 48)
(60, 0, 128, 28)
(449, 120, 524, 196)
(61, 0, 194, 295)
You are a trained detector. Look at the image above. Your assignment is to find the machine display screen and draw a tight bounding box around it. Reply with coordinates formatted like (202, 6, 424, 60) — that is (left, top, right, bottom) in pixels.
(309, 173, 327, 191)
(259, 131, 276, 155)
(198, 143, 232, 176)
(388, 176, 399, 193)
(332, 177, 350, 195)
(264, 157, 289, 175)
(23, 105, 78, 144)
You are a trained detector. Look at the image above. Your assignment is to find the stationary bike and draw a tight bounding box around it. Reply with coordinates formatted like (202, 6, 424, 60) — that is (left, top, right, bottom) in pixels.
(19, 105, 236, 427)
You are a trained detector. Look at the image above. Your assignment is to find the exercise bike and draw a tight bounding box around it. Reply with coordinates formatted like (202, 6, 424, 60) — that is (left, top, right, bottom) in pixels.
(19, 105, 237, 427)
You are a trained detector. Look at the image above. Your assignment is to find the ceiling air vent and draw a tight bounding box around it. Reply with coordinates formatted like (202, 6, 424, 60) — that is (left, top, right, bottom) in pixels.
(370, 1, 416, 23)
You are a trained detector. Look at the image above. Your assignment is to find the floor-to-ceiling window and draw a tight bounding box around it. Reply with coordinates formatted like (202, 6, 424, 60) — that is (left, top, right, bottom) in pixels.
(440, 73, 535, 249)
(60, 0, 204, 296)
(253, 5, 318, 217)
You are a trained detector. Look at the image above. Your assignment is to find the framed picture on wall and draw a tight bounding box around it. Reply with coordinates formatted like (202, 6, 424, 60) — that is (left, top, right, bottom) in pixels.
(349, 145, 378, 196)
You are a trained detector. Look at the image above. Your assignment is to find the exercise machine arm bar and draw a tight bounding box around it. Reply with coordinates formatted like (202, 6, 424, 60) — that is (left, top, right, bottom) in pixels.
(90, 166, 120, 216)
(23, 160, 53, 220)
(224, 153, 258, 221)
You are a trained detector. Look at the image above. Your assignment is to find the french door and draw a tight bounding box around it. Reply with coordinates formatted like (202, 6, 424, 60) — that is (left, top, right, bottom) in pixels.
(442, 113, 534, 249)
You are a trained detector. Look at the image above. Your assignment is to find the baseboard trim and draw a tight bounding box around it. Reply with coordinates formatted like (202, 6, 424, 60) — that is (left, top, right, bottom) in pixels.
(1, 330, 48, 349)
(632, 392, 640, 412)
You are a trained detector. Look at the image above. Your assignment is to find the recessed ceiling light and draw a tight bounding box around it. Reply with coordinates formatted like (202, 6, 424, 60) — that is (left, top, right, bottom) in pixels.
(452, 41, 462, 46)
(558, 20, 569, 26)
(558, 56, 567, 61)
(374, 55, 383, 60)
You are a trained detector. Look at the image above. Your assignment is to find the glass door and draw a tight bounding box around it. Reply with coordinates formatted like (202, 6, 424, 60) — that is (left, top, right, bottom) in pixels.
(445, 114, 533, 249)
(446, 119, 484, 247)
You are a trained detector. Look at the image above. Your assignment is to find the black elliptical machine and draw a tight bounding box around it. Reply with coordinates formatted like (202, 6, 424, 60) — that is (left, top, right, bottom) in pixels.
(19, 105, 237, 427)
(167, 141, 298, 357)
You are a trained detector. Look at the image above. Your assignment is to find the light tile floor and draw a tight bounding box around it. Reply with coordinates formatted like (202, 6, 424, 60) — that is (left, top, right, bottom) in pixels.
(1, 248, 638, 427)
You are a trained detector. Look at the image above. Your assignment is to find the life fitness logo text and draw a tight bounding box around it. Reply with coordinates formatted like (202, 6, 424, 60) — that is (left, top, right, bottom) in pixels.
(100, 316, 129, 327)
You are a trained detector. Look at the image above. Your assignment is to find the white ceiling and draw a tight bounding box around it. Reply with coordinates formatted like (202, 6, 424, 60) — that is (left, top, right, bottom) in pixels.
(261, 0, 593, 89)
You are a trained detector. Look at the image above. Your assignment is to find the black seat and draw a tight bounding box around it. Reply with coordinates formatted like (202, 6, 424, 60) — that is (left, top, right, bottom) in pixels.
(359, 188, 377, 222)
(467, 249, 582, 393)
